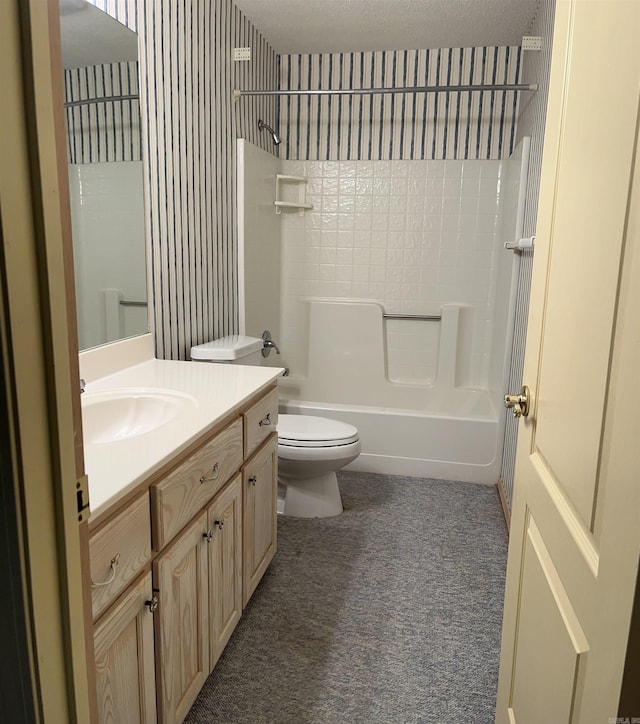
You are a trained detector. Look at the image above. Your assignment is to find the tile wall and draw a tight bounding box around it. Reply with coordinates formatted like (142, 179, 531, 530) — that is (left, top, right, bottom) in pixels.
(279, 158, 505, 388)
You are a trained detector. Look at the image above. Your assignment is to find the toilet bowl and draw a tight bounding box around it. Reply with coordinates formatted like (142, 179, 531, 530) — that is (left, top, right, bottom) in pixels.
(190, 335, 361, 517)
(277, 414, 361, 518)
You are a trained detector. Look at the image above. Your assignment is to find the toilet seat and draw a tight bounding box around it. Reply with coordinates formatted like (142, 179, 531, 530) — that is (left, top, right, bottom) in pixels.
(277, 414, 359, 448)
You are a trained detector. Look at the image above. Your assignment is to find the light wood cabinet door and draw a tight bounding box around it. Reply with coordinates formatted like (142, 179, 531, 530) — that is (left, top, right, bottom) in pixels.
(243, 435, 278, 607)
(207, 474, 243, 671)
(93, 571, 157, 724)
(154, 512, 209, 724)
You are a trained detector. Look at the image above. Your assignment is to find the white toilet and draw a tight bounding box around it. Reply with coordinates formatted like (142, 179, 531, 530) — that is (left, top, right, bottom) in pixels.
(277, 413, 360, 518)
(190, 335, 361, 518)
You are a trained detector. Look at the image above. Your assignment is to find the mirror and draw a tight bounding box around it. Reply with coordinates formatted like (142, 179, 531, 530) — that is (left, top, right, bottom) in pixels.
(59, 0, 148, 351)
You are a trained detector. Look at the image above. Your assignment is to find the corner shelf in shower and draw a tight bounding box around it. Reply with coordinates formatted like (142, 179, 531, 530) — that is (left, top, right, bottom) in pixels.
(274, 174, 312, 215)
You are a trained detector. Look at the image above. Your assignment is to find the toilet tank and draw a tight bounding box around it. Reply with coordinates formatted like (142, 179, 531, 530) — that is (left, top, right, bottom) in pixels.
(190, 335, 263, 365)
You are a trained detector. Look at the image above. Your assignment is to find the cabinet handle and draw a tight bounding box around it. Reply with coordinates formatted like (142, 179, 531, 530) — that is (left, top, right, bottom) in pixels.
(91, 553, 120, 587)
(214, 519, 224, 530)
(200, 462, 219, 484)
(203, 530, 214, 542)
(258, 413, 271, 427)
(145, 595, 159, 613)
(249, 475, 257, 486)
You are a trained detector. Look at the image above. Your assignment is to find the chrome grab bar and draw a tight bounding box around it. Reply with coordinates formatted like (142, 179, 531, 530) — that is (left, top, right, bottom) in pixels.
(382, 313, 442, 321)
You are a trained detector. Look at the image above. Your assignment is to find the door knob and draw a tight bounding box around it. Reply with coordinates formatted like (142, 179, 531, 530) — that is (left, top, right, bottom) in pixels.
(504, 385, 531, 418)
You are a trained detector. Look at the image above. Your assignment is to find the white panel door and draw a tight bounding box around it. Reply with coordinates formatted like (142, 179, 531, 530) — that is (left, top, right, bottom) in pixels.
(496, 0, 640, 722)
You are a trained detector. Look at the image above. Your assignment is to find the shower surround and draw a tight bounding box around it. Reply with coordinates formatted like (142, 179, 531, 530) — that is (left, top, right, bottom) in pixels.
(278, 158, 506, 391)
(272, 156, 519, 483)
(237, 43, 528, 483)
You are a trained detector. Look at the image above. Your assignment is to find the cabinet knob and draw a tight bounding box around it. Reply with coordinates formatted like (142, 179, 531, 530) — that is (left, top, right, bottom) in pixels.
(249, 475, 257, 486)
(258, 413, 271, 427)
(203, 530, 214, 542)
(214, 519, 224, 530)
(145, 595, 159, 613)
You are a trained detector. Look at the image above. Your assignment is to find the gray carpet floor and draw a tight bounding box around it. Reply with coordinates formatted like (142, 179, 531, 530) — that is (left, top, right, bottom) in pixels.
(185, 472, 509, 724)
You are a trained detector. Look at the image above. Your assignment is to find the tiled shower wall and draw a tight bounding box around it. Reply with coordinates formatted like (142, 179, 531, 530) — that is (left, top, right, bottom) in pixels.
(279, 159, 505, 388)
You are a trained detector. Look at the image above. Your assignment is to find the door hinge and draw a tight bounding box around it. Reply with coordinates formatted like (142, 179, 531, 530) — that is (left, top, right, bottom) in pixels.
(76, 474, 89, 522)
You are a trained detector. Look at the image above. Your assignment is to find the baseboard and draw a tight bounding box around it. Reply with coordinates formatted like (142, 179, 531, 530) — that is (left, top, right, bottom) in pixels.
(497, 478, 511, 531)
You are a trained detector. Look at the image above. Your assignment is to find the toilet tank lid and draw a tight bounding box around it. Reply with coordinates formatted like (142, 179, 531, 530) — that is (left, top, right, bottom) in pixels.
(190, 335, 262, 360)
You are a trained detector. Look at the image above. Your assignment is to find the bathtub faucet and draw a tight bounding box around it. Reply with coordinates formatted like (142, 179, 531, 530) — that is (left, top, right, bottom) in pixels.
(261, 330, 280, 357)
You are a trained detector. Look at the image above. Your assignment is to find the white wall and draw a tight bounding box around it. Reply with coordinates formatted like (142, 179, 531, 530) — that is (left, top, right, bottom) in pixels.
(69, 161, 147, 350)
(279, 158, 506, 392)
(237, 140, 281, 354)
(501, 0, 556, 508)
(488, 137, 531, 398)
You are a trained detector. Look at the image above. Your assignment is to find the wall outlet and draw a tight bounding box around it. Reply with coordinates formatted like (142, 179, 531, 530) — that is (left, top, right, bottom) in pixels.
(522, 36, 542, 51)
(233, 47, 251, 61)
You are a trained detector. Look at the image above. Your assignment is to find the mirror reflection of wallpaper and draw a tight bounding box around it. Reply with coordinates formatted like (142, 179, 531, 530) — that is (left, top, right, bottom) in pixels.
(64, 61, 141, 164)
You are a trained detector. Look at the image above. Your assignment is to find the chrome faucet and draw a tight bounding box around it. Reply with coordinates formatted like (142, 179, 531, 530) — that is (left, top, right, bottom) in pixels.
(261, 330, 280, 357)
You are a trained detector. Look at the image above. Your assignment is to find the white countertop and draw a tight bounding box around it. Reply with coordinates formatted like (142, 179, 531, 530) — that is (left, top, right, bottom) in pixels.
(83, 357, 283, 521)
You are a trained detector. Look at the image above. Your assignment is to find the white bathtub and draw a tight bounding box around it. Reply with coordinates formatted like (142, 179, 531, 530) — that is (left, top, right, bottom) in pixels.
(277, 299, 502, 484)
(279, 394, 501, 485)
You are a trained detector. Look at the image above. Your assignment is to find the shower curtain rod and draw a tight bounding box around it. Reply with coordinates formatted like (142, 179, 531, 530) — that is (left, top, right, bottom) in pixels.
(63, 94, 139, 109)
(233, 83, 537, 99)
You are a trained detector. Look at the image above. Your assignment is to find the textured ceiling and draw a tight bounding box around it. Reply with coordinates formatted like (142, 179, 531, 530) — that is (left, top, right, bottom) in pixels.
(233, 0, 541, 54)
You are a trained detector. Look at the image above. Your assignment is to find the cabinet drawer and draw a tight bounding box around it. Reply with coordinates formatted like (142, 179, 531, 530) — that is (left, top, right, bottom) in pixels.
(151, 417, 243, 550)
(90, 493, 152, 621)
(243, 387, 278, 459)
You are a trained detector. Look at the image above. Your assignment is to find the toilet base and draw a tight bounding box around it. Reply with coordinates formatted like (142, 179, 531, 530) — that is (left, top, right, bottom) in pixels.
(278, 471, 343, 518)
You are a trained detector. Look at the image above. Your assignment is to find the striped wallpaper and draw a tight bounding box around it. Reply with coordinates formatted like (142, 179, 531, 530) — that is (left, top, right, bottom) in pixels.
(500, 0, 555, 512)
(64, 61, 141, 164)
(88, 0, 277, 360)
(278, 46, 522, 161)
(82, 1, 535, 371)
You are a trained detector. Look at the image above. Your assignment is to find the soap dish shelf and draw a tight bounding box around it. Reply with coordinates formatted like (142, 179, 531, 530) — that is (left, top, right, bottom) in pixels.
(274, 174, 312, 215)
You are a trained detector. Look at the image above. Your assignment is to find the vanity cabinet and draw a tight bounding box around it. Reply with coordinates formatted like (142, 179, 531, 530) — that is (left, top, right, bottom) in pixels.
(88, 492, 156, 724)
(154, 510, 210, 724)
(93, 571, 157, 724)
(151, 417, 244, 551)
(87, 384, 279, 724)
(153, 473, 244, 724)
(89, 492, 152, 620)
(207, 474, 243, 669)
(244, 386, 279, 458)
(243, 435, 278, 607)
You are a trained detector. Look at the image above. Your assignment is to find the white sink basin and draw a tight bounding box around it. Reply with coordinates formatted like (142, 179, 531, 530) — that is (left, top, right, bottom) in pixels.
(82, 388, 198, 444)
